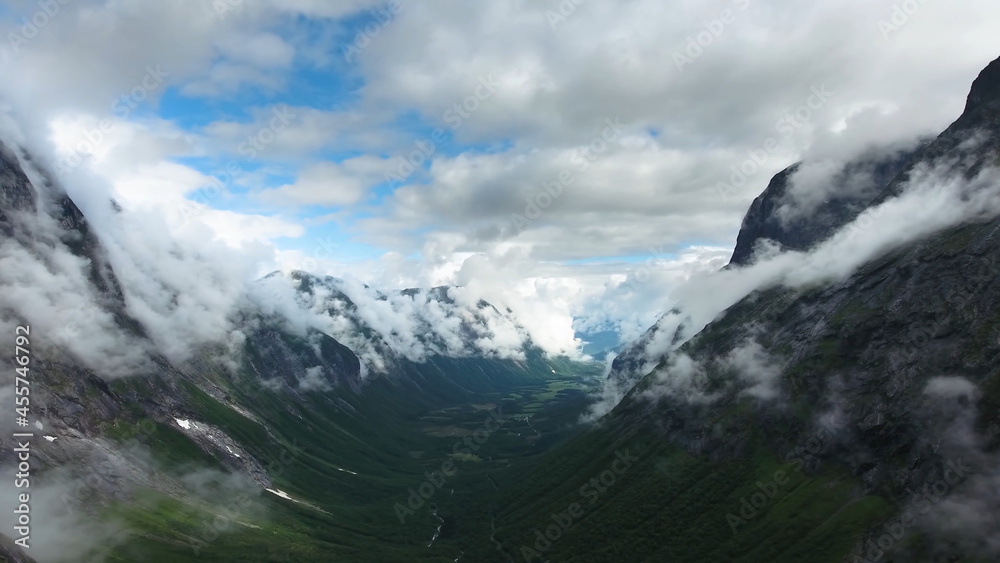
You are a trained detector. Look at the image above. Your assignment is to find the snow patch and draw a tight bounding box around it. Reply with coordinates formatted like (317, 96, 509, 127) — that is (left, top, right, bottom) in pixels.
(266, 488, 298, 503)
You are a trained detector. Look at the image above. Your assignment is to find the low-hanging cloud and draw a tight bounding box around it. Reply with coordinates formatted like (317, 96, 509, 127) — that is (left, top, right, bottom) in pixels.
(249, 271, 544, 377)
(590, 137, 1000, 418)
(670, 154, 1000, 351)
(0, 109, 281, 377)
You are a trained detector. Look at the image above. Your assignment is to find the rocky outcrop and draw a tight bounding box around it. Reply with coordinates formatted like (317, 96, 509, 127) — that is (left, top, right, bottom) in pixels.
(728, 147, 919, 267)
(0, 533, 37, 563)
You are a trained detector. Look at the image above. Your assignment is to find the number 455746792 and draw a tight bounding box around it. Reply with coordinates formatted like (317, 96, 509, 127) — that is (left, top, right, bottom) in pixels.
(15, 326, 30, 420)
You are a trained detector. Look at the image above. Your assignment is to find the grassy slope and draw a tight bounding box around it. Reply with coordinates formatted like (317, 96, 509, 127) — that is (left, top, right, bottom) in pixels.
(95, 348, 603, 562)
(475, 405, 892, 563)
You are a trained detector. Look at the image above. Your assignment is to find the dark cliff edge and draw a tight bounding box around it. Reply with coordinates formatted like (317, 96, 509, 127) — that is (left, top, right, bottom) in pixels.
(728, 145, 921, 267)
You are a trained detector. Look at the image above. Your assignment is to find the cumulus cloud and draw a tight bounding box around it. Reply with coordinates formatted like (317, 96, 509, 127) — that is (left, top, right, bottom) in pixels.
(258, 157, 390, 207)
(338, 0, 1000, 262)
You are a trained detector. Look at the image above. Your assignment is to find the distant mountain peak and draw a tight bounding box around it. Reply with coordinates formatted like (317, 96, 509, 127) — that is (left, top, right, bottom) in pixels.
(964, 54, 1000, 115)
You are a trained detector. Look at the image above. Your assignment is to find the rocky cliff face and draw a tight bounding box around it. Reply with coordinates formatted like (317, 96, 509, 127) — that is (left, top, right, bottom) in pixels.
(965, 55, 1000, 113)
(651, 52, 1000, 528)
(0, 141, 36, 226)
(728, 146, 920, 267)
(607, 144, 922, 397)
(726, 53, 1000, 270)
(872, 54, 1000, 204)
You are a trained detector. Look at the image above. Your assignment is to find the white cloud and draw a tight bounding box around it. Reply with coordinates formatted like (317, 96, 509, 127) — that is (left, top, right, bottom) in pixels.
(247, 270, 545, 376)
(217, 32, 295, 69)
(725, 339, 784, 401)
(924, 377, 979, 401)
(298, 366, 331, 391)
(259, 157, 390, 206)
